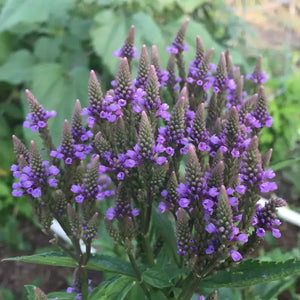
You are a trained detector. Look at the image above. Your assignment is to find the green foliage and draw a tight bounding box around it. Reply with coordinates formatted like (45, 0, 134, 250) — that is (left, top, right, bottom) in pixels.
(261, 71, 300, 162)
(3, 251, 137, 277)
(25, 285, 75, 300)
(88, 276, 135, 300)
(202, 259, 300, 288)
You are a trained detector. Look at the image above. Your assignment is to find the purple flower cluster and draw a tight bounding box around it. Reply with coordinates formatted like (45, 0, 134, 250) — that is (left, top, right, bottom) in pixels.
(23, 89, 56, 131)
(67, 279, 92, 299)
(11, 21, 285, 290)
(71, 156, 115, 203)
(252, 197, 286, 238)
(11, 161, 59, 198)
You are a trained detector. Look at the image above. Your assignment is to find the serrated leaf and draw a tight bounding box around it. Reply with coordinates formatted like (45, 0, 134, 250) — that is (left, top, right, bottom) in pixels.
(2, 251, 136, 278)
(202, 259, 300, 288)
(0, 49, 34, 84)
(0, 0, 74, 32)
(88, 276, 135, 300)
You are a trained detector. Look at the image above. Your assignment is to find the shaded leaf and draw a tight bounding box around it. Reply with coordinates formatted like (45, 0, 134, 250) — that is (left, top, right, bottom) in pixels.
(269, 157, 300, 171)
(0, 0, 74, 32)
(2, 251, 136, 277)
(91, 10, 127, 74)
(88, 276, 135, 300)
(152, 208, 178, 262)
(0, 49, 34, 84)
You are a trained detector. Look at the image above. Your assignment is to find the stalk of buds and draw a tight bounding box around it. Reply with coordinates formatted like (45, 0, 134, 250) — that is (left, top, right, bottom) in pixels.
(11, 20, 285, 300)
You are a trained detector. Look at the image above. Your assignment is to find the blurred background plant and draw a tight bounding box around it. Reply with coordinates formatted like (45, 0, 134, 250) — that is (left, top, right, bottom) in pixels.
(0, 0, 299, 299)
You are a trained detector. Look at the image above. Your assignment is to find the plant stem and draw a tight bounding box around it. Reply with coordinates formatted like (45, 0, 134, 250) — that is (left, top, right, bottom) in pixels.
(80, 265, 89, 300)
(144, 191, 153, 234)
(127, 251, 152, 300)
(177, 272, 201, 300)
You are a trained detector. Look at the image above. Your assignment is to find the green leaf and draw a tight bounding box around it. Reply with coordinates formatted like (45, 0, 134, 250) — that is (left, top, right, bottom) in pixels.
(131, 13, 163, 48)
(142, 265, 187, 288)
(151, 291, 168, 300)
(202, 259, 300, 288)
(88, 276, 135, 300)
(34, 37, 62, 62)
(0, 288, 15, 300)
(47, 291, 76, 299)
(2, 251, 136, 277)
(0, 0, 74, 32)
(91, 10, 127, 74)
(24, 62, 90, 144)
(0, 32, 11, 64)
(152, 208, 178, 262)
(269, 156, 300, 171)
(24, 285, 35, 300)
(0, 49, 34, 84)
(256, 278, 294, 300)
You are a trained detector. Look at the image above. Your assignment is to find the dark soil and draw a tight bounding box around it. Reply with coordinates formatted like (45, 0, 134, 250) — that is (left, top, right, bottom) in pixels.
(0, 220, 73, 298)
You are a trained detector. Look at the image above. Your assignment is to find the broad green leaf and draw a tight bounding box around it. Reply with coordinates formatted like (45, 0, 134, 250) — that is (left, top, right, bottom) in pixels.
(0, 49, 34, 84)
(152, 208, 178, 262)
(151, 290, 168, 300)
(202, 259, 300, 288)
(130, 13, 163, 48)
(269, 156, 300, 171)
(91, 10, 127, 74)
(174, 0, 206, 13)
(34, 37, 62, 62)
(142, 265, 187, 288)
(0, 32, 11, 64)
(88, 276, 135, 300)
(256, 278, 294, 300)
(2, 251, 136, 277)
(124, 283, 144, 300)
(25, 62, 89, 144)
(0, 0, 74, 32)
(142, 268, 172, 288)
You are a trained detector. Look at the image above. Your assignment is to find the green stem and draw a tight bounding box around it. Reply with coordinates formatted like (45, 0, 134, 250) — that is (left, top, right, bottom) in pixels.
(127, 251, 152, 300)
(144, 191, 153, 234)
(177, 272, 201, 300)
(80, 265, 89, 300)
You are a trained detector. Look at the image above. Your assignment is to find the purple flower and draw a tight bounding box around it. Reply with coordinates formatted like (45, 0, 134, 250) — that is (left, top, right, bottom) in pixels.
(206, 243, 215, 254)
(235, 185, 246, 194)
(256, 228, 266, 237)
(178, 198, 190, 208)
(158, 202, 167, 213)
(23, 90, 56, 132)
(271, 228, 281, 238)
(228, 249, 242, 261)
(205, 223, 217, 233)
(259, 182, 278, 193)
(12, 160, 60, 199)
(106, 207, 115, 220)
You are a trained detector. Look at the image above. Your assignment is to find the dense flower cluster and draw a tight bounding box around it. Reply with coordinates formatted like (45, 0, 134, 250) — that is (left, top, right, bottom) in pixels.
(11, 21, 285, 298)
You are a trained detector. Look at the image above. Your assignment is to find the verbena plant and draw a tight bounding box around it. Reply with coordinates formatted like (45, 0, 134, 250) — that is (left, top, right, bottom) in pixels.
(4, 20, 300, 300)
